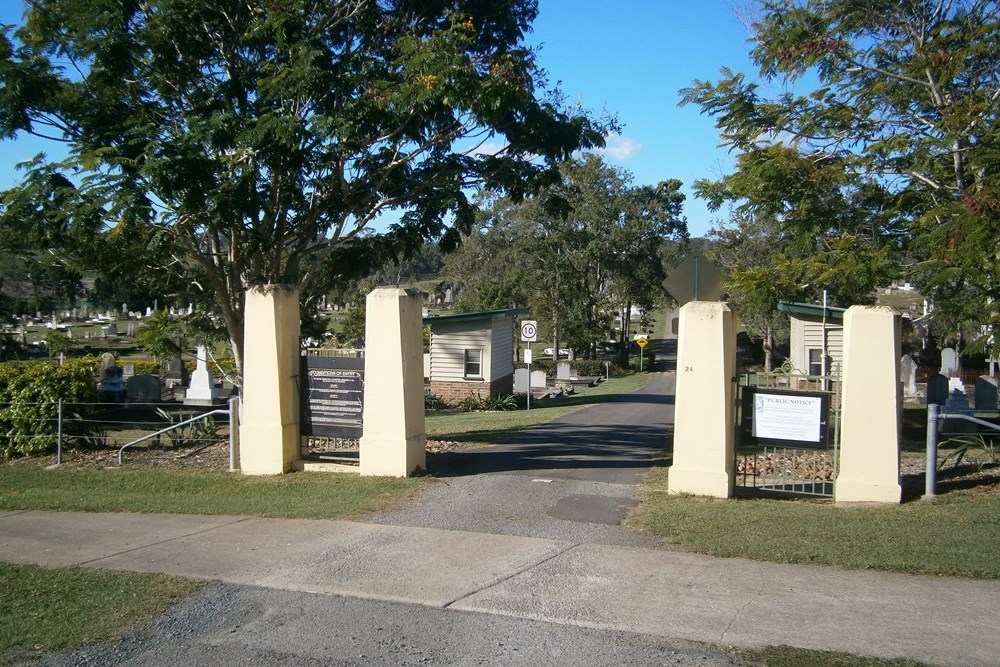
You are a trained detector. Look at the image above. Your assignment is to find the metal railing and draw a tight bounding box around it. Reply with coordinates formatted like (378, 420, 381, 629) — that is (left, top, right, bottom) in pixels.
(925, 404, 1000, 497)
(118, 396, 239, 468)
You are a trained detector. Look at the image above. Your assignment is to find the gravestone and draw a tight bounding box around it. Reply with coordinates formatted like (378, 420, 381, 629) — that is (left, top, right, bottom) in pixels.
(123, 362, 135, 378)
(444, 287, 453, 304)
(99, 352, 116, 377)
(145, 306, 153, 317)
(164, 353, 188, 388)
(126, 374, 161, 402)
(101, 364, 126, 398)
(556, 361, 572, 381)
(530, 369, 547, 389)
(900, 354, 918, 398)
(975, 376, 998, 411)
(940, 347, 959, 377)
(926, 374, 949, 406)
(106, 323, 118, 336)
(184, 344, 218, 406)
(513, 368, 529, 394)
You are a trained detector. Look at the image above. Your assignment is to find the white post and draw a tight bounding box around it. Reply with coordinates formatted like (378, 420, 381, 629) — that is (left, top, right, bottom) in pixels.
(835, 306, 902, 503)
(667, 302, 736, 498)
(359, 288, 426, 477)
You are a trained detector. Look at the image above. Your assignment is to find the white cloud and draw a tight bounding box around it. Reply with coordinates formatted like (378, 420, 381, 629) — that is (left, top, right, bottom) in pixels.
(465, 141, 508, 157)
(595, 135, 642, 160)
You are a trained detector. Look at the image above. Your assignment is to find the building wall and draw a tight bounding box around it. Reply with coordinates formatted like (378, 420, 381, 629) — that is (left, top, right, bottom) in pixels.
(790, 315, 844, 375)
(429, 322, 492, 381)
(430, 374, 514, 402)
(490, 316, 515, 379)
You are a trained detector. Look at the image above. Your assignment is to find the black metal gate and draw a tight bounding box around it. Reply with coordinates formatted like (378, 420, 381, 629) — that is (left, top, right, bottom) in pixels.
(735, 363, 841, 499)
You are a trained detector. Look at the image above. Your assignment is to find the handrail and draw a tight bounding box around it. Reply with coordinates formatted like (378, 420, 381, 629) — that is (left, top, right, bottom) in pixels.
(118, 409, 229, 465)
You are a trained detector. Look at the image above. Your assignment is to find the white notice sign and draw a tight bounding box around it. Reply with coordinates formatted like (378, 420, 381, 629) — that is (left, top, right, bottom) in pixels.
(751, 392, 823, 443)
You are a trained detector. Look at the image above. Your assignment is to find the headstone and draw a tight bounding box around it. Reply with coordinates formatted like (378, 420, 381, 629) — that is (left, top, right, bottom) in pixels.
(530, 370, 547, 389)
(444, 287, 453, 303)
(99, 352, 116, 376)
(146, 306, 153, 317)
(940, 347, 959, 377)
(187, 303, 193, 315)
(106, 323, 118, 336)
(900, 354, 918, 398)
(126, 374, 161, 403)
(946, 388, 970, 411)
(164, 353, 188, 387)
(948, 376, 966, 395)
(123, 362, 135, 378)
(975, 376, 998, 411)
(926, 374, 948, 406)
(556, 361, 572, 381)
(184, 344, 218, 406)
(101, 365, 126, 398)
(513, 368, 529, 394)
(121, 302, 128, 314)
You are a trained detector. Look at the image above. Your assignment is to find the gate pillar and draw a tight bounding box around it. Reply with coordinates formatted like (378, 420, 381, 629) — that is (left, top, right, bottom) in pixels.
(836, 306, 902, 503)
(668, 301, 736, 498)
(239, 285, 301, 475)
(359, 288, 426, 477)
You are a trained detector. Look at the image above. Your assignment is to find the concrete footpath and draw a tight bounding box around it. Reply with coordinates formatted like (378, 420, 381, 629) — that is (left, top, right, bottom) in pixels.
(2, 509, 999, 666)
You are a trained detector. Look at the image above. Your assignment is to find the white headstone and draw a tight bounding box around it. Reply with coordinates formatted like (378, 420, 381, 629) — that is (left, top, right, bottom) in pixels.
(513, 368, 530, 394)
(184, 344, 218, 406)
(900, 354, 918, 398)
(146, 306, 153, 317)
(530, 370, 547, 389)
(556, 361, 572, 381)
(940, 347, 959, 377)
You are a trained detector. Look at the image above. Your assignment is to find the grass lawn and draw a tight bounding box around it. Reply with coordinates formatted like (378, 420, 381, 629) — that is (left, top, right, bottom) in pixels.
(427, 372, 651, 445)
(0, 563, 202, 667)
(0, 467, 426, 518)
(636, 467, 1000, 579)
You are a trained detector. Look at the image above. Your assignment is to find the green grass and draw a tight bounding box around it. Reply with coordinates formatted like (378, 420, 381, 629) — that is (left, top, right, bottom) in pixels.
(738, 645, 932, 667)
(0, 468, 426, 518)
(0, 562, 202, 667)
(427, 373, 651, 445)
(637, 468, 1000, 579)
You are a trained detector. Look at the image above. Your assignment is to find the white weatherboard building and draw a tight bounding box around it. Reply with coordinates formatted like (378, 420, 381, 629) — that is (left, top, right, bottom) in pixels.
(777, 301, 845, 377)
(424, 308, 528, 402)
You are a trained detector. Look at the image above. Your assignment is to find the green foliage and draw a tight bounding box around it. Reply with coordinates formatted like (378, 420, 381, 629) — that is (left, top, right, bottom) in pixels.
(153, 408, 222, 450)
(0, 0, 612, 379)
(939, 435, 999, 471)
(448, 155, 686, 355)
(424, 392, 452, 410)
(0, 358, 99, 458)
(682, 0, 1000, 343)
(42, 328, 73, 357)
(457, 393, 520, 412)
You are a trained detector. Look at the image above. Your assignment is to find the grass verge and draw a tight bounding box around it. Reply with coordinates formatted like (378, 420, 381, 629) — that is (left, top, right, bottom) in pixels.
(737, 645, 931, 667)
(0, 468, 425, 518)
(0, 563, 201, 667)
(636, 468, 1000, 579)
(427, 372, 650, 445)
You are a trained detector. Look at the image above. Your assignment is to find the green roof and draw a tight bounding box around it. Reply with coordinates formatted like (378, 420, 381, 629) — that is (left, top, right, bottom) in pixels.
(423, 307, 529, 326)
(777, 301, 846, 320)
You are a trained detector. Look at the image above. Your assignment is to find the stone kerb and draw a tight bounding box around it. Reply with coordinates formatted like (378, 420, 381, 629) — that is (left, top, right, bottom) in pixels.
(835, 305, 902, 504)
(359, 287, 426, 477)
(667, 301, 736, 498)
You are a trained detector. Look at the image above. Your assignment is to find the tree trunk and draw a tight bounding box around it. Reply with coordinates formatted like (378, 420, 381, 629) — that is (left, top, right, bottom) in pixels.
(763, 325, 774, 373)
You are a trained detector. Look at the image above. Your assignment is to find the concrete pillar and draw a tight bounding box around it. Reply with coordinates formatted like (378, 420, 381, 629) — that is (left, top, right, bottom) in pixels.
(359, 288, 426, 477)
(239, 286, 300, 475)
(668, 302, 736, 498)
(836, 306, 902, 504)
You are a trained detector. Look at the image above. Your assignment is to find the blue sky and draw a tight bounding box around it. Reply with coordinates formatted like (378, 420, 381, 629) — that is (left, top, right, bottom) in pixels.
(0, 1, 763, 238)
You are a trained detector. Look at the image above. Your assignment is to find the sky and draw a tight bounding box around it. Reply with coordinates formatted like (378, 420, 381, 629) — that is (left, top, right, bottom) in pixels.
(0, 1, 764, 238)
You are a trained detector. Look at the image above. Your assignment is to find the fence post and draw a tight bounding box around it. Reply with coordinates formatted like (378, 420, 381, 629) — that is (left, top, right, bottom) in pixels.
(228, 395, 240, 472)
(926, 403, 939, 498)
(56, 399, 63, 465)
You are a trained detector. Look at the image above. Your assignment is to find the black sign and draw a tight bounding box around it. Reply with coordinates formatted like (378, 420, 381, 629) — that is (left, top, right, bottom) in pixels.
(301, 356, 364, 438)
(740, 387, 831, 449)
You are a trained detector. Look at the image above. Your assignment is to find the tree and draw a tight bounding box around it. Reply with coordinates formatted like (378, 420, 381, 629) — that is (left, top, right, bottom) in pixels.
(0, 0, 612, 378)
(682, 0, 1000, 345)
(447, 155, 687, 357)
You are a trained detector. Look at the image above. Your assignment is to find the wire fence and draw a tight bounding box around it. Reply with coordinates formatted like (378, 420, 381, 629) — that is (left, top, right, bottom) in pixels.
(0, 399, 238, 468)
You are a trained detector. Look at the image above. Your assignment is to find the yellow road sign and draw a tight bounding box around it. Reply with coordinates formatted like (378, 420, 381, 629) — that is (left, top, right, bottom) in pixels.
(636, 336, 648, 349)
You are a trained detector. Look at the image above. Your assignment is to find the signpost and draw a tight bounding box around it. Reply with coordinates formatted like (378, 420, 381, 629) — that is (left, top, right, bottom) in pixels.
(520, 320, 537, 410)
(300, 356, 365, 439)
(634, 334, 648, 371)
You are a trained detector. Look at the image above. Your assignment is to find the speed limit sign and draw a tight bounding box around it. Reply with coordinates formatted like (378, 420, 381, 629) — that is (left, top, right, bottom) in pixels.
(520, 320, 537, 342)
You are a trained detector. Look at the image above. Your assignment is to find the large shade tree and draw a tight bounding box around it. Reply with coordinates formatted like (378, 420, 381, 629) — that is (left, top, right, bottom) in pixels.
(0, 0, 611, 376)
(682, 0, 1000, 347)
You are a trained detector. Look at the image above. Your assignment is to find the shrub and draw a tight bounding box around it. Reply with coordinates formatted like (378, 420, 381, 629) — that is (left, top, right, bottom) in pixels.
(458, 393, 520, 412)
(424, 392, 451, 410)
(0, 358, 100, 458)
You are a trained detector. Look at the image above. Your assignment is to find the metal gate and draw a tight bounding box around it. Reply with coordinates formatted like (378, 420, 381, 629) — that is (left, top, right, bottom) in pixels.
(734, 363, 841, 499)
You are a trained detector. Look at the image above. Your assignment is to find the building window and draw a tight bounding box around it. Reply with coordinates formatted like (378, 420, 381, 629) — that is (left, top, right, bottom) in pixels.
(464, 349, 483, 378)
(808, 348, 823, 376)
